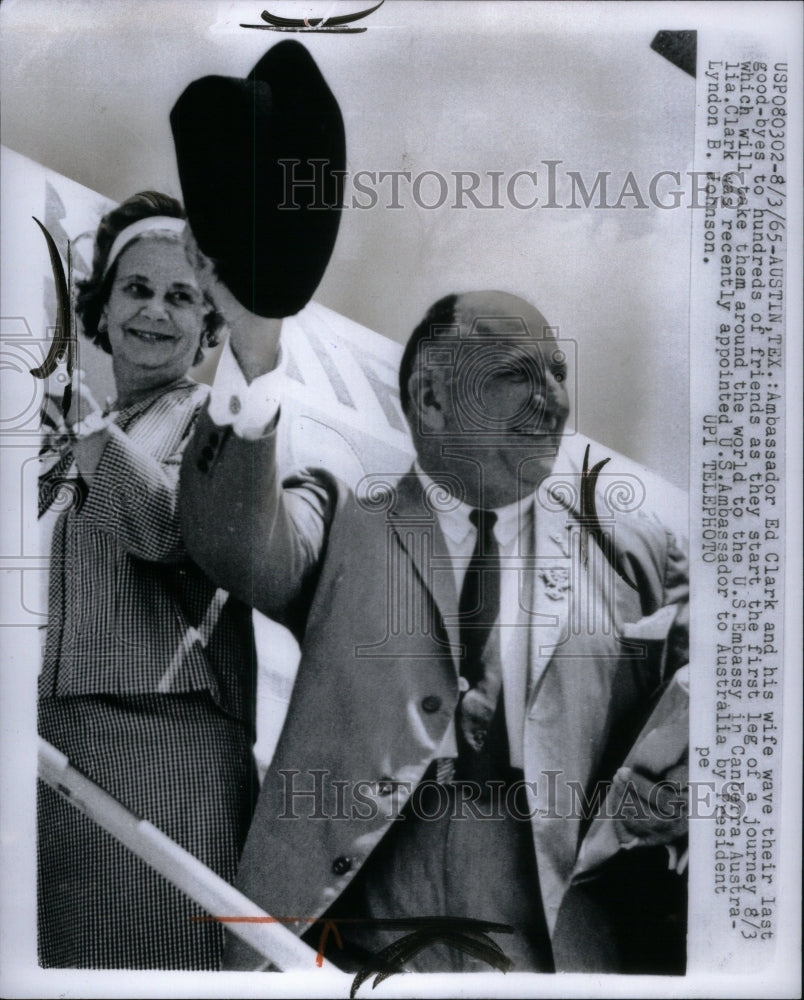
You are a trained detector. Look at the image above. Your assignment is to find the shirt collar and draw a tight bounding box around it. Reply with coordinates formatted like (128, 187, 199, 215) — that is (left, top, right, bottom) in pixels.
(414, 461, 534, 547)
(112, 375, 196, 422)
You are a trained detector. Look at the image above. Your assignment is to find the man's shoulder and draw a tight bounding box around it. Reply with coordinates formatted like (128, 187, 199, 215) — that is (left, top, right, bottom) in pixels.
(277, 464, 412, 529)
(334, 467, 419, 521)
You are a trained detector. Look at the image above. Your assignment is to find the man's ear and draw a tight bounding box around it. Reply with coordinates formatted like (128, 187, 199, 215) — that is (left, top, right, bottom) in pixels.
(407, 367, 447, 433)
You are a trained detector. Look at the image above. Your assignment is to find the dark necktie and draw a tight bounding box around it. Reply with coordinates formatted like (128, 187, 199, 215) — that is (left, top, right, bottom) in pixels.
(457, 508, 504, 761)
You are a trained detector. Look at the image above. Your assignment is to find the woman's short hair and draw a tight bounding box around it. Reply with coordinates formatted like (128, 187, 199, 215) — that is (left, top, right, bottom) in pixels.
(75, 191, 224, 364)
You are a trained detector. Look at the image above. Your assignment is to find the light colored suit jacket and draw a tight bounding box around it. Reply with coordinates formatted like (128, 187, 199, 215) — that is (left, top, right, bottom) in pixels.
(180, 407, 688, 969)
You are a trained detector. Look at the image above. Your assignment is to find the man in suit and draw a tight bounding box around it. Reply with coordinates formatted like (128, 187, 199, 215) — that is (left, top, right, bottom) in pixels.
(179, 284, 689, 973)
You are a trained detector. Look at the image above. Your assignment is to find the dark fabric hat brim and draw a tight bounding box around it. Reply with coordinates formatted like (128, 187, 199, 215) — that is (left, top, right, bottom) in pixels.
(171, 41, 345, 318)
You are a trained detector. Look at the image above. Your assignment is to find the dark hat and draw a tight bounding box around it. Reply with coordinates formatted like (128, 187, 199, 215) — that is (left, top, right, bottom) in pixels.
(170, 41, 345, 318)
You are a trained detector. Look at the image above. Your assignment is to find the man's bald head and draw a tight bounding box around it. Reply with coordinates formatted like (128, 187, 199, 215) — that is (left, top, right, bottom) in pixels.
(454, 290, 552, 340)
(400, 290, 571, 507)
(400, 289, 568, 424)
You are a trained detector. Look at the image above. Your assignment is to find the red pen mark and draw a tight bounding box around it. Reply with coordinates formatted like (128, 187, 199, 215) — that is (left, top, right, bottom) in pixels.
(193, 913, 513, 992)
(315, 918, 344, 967)
(192, 915, 301, 922)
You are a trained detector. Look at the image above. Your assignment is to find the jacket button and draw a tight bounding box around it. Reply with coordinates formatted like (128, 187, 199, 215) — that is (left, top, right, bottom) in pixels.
(421, 695, 441, 713)
(332, 856, 352, 876)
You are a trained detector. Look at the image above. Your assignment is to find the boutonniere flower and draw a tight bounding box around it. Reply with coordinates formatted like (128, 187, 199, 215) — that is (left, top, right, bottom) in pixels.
(539, 566, 571, 600)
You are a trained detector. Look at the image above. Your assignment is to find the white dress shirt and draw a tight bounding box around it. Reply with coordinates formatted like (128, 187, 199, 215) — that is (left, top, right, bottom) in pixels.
(208, 336, 286, 438)
(414, 463, 533, 768)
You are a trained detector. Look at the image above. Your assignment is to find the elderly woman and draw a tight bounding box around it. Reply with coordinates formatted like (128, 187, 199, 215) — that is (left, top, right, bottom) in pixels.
(37, 191, 257, 970)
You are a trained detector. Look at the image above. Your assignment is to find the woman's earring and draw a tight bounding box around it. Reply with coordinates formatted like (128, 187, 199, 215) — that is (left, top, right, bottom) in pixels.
(98, 310, 108, 334)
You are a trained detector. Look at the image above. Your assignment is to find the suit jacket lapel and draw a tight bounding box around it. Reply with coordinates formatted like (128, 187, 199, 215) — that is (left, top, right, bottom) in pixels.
(526, 497, 574, 710)
(387, 472, 461, 665)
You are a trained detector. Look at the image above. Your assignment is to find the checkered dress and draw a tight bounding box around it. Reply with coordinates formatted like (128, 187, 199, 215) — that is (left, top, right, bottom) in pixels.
(38, 380, 258, 969)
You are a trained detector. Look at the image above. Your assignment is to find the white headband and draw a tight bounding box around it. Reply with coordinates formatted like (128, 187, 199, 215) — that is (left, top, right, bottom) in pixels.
(103, 216, 186, 277)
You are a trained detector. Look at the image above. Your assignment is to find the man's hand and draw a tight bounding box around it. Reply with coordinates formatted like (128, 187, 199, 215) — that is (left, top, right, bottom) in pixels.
(210, 278, 283, 385)
(185, 229, 282, 384)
